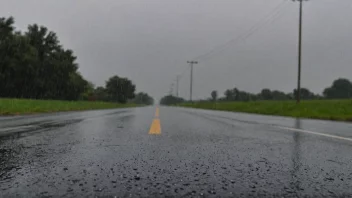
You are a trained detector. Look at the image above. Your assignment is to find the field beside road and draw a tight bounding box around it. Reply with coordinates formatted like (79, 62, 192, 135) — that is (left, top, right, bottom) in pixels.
(179, 100, 352, 121)
(0, 98, 138, 115)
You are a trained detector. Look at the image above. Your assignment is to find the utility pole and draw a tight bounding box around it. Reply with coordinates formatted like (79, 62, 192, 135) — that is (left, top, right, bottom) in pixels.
(294, 0, 305, 104)
(187, 61, 198, 102)
(176, 75, 180, 97)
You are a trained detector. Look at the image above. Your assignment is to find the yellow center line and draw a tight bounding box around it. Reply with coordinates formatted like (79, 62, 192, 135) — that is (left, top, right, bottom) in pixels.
(155, 107, 159, 117)
(149, 119, 161, 135)
(149, 107, 161, 135)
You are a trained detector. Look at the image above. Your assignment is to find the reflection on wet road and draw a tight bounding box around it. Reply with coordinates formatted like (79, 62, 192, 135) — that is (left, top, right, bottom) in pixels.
(1, 106, 352, 197)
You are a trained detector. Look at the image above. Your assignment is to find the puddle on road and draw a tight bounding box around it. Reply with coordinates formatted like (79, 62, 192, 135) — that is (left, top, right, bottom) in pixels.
(0, 146, 22, 181)
(0, 119, 83, 140)
(0, 118, 83, 182)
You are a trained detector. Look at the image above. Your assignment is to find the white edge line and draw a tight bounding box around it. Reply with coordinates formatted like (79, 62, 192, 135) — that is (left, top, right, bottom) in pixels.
(276, 126, 352, 142)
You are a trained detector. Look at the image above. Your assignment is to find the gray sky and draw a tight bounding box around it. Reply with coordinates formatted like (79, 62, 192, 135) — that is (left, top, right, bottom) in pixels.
(1, 0, 352, 101)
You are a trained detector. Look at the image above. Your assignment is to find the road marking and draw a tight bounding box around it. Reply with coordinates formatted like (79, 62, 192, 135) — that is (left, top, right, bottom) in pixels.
(149, 119, 161, 135)
(149, 107, 161, 135)
(276, 126, 352, 142)
(155, 107, 159, 117)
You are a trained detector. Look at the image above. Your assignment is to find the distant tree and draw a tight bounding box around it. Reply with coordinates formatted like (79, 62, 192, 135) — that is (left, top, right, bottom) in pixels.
(237, 91, 252, 101)
(220, 87, 258, 102)
(0, 16, 14, 36)
(224, 89, 234, 101)
(0, 17, 88, 100)
(26, 24, 61, 99)
(105, 75, 136, 103)
(218, 97, 227, 101)
(293, 88, 317, 100)
(134, 92, 154, 105)
(65, 72, 89, 100)
(323, 78, 352, 99)
(0, 17, 36, 98)
(93, 86, 109, 101)
(160, 95, 185, 105)
(271, 90, 289, 100)
(286, 92, 294, 100)
(260, 89, 272, 100)
(80, 81, 95, 100)
(211, 90, 218, 102)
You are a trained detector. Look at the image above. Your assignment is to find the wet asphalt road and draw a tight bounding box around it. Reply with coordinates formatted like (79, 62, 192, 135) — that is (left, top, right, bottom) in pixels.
(1, 106, 352, 197)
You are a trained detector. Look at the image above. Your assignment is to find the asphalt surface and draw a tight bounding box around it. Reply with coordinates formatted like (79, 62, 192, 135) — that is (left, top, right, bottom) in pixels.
(1, 106, 352, 197)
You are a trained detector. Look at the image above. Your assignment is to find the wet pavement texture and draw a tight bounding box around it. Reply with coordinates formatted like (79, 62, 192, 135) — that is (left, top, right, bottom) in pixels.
(1, 106, 352, 197)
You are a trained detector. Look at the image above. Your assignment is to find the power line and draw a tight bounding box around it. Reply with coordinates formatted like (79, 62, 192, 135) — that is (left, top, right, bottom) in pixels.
(192, 0, 290, 62)
(172, 1, 291, 99)
(201, 4, 289, 62)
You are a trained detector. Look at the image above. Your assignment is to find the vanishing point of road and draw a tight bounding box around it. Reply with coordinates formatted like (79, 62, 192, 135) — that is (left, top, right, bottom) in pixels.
(1, 106, 352, 197)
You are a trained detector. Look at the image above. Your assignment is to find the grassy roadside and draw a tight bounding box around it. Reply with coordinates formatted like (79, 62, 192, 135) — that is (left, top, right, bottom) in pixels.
(0, 98, 139, 115)
(178, 100, 352, 121)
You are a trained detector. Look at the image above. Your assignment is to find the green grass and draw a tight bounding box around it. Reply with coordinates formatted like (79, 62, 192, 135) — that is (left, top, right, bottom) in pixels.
(0, 98, 139, 115)
(178, 100, 352, 121)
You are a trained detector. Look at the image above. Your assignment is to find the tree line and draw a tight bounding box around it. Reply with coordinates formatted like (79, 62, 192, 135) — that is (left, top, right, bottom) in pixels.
(133, 92, 154, 105)
(81, 76, 153, 104)
(210, 78, 352, 102)
(0, 16, 153, 104)
(160, 78, 352, 105)
(159, 95, 185, 105)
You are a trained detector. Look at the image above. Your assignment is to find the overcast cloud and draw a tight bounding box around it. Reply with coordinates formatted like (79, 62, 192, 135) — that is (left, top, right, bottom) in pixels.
(1, 0, 351, 101)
